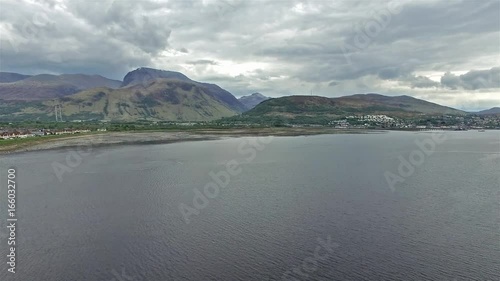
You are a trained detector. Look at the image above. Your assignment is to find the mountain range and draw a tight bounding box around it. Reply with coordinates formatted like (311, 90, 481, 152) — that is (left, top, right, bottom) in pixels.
(0, 73, 121, 100)
(0, 72, 32, 83)
(0, 68, 248, 121)
(0, 68, 496, 122)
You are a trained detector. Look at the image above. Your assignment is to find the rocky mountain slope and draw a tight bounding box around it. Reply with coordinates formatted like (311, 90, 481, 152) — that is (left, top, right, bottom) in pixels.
(0, 77, 242, 121)
(121, 68, 246, 113)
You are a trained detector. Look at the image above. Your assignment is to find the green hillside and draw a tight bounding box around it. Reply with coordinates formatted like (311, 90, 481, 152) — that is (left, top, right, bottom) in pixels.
(245, 94, 465, 118)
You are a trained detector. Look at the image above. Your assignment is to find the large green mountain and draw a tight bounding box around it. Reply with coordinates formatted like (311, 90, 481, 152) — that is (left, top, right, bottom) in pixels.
(245, 94, 466, 118)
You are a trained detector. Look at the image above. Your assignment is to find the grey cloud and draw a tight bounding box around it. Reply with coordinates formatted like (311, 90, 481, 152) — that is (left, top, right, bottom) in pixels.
(441, 72, 462, 90)
(67, 0, 172, 54)
(441, 67, 500, 90)
(406, 75, 440, 89)
(378, 67, 402, 80)
(399, 67, 500, 90)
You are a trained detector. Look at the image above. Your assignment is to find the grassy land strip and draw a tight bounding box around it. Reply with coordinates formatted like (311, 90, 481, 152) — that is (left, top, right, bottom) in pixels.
(0, 132, 105, 152)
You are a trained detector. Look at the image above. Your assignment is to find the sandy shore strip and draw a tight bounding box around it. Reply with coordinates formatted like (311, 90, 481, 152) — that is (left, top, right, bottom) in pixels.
(0, 128, 377, 154)
(0, 132, 216, 155)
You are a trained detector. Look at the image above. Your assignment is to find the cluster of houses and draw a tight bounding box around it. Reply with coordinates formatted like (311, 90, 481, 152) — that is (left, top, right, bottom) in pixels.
(327, 114, 500, 130)
(347, 115, 395, 122)
(330, 115, 397, 128)
(0, 129, 92, 140)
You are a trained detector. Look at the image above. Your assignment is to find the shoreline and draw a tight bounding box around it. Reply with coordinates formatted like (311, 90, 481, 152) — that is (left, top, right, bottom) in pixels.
(0, 128, 379, 155)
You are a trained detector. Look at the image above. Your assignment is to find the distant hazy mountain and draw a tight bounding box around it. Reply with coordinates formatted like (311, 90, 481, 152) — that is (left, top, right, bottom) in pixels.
(0, 73, 121, 101)
(238, 93, 269, 110)
(26, 74, 122, 89)
(245, 93, 466, 118)
(121, 67, 246, 112)
(0, 72, 32, 83)
(476, 107, 500, 115)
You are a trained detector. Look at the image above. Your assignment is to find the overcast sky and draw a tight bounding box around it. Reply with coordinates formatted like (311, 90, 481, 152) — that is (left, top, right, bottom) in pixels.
(0, 0, 499, 110)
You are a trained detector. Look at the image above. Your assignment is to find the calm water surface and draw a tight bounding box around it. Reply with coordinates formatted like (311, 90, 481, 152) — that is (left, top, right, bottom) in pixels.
(0, 131, 499, 281)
